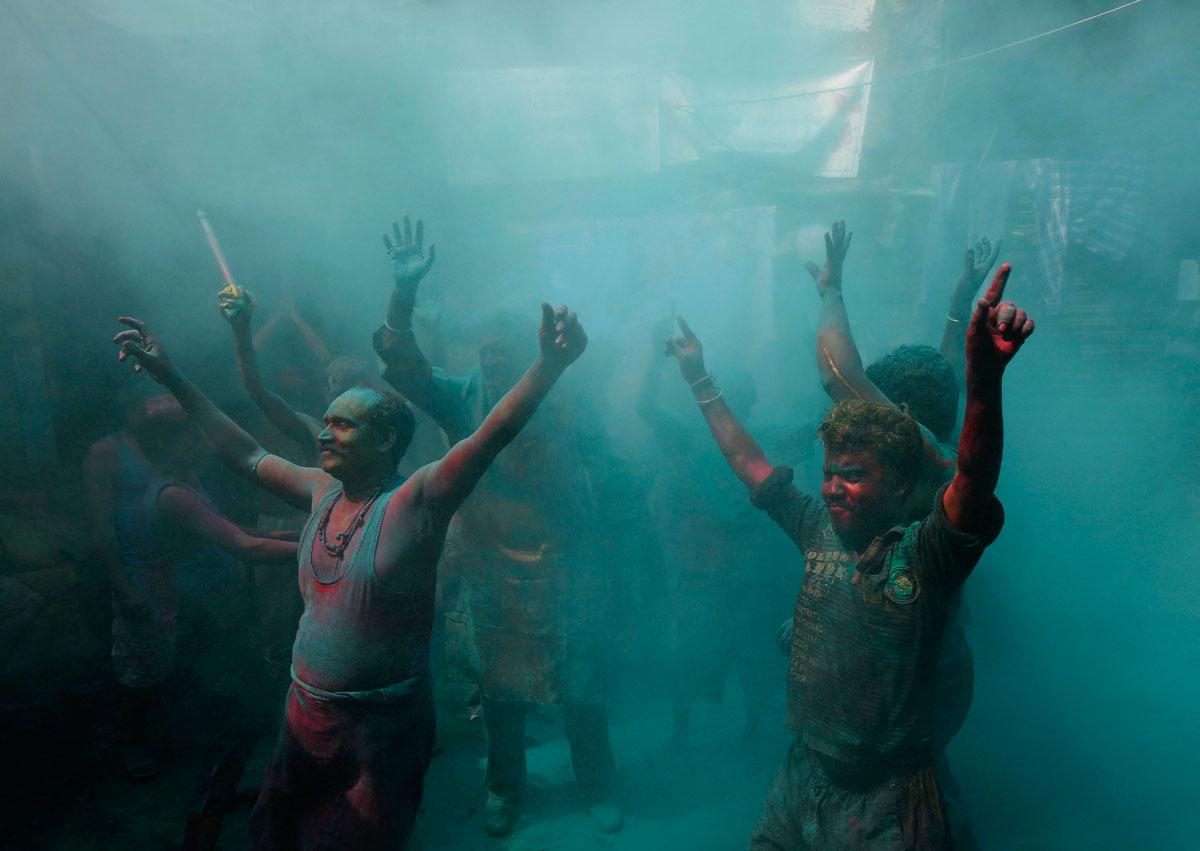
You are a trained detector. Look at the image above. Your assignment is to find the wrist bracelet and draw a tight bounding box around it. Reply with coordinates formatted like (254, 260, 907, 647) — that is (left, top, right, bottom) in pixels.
(946, 314, 967, 324)
(696, 388, 724, 406)
(689, 373, 714, 390)
(383, 319, 416, 336)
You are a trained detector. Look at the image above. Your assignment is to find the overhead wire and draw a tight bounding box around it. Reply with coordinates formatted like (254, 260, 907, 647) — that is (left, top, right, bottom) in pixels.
(678, 0, 1149, 111)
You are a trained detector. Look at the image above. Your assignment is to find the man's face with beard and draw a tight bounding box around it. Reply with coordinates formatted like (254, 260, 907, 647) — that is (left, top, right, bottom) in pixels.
(820, 448, 908, 547)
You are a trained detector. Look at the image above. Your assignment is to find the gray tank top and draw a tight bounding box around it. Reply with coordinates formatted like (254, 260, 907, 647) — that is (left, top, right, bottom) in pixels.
(290, 480, 433, 692)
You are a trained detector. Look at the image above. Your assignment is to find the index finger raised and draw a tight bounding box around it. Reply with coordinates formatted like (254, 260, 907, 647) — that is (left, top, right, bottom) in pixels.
(981, 263, 1011, 307)
(117, 316, 146, 332)
(676, 315, 697, 342)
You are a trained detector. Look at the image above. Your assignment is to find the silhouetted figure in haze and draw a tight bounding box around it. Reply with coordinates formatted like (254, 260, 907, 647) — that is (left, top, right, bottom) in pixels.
(665, 262, 1032, 849)
(373, 217, 623, 837)
(113, 299, 586, 851)
(84, 389, 297, 850)
(637, 317, 780, 746)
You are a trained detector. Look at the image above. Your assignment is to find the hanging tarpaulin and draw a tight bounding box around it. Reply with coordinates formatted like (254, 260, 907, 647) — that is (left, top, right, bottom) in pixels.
(797, 0, 878, 32)
(661, 61, 874, 178)
(442, 66, 662, 186)
(921, 159, 1149, 308)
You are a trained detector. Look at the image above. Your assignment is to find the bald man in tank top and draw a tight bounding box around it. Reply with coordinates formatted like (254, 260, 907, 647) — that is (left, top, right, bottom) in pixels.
(113, 302, 587, 851)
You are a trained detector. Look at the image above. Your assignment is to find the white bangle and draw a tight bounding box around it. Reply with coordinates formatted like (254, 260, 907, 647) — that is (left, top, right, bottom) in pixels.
(250, 451, 272, 476)
(383, 319, 415, 336)
(696, 389, 724, 406)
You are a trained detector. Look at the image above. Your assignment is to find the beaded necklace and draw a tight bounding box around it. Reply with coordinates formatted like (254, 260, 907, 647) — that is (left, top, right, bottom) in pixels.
(316, 487, 382, 562)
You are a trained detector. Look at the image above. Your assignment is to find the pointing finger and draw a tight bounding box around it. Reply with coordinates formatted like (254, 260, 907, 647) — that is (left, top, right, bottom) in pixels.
(981, 263, 1011, 307)
(117, 316, 145, 332)
(676, 315, 697, 342)
(540, 302, 554, 330)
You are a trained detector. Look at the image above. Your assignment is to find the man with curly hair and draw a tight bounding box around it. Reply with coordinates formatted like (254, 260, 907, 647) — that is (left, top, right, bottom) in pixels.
(666, 263, 1032, 849)
(806, 223, 1000, 848)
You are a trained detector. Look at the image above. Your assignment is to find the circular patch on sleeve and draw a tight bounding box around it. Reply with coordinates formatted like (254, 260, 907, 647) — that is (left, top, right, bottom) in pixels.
(885, 568, 920, 605)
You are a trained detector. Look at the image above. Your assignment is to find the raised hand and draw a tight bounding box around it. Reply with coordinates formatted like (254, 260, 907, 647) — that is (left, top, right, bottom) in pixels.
(664, 315, 708, 385)
(966, 264, 1035, 376)
(218, 285, 257, 326)
(805, 219, 853, 298)
(650, 315, 675, 349)
(383, 215, 436, 298)
(950, 237, 1002, 320)
(539, 303, 588, 368)
(964, 237, 1001, 287)
(112, 317, 177, 383)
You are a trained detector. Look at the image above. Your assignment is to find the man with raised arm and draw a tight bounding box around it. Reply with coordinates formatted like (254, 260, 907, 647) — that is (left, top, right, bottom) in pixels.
(217, 286, 395, 464)
(809, 223, 1000, 416)
(373, 216, 622, 837)
(666, 264, 1032, 849)
(636, 318, 781, 747)
(113, 299, 587, 851)
(807, 223, 1001, 848)
(217, 285, 432, 684)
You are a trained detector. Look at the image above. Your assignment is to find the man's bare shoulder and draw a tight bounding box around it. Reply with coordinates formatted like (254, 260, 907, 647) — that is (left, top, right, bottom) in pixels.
(374, 470, 446, 589)
(377, 468, 438, 530)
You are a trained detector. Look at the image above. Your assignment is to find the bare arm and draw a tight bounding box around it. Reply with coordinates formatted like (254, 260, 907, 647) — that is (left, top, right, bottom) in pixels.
(375, 215, 444, 418)
(940, 238, 1001, 387)
(113, 317, 329, 510)
(219, 287, 320, 460)
(943, 264, 1034, 535)
(807, 221, 892, 406)
(815, 290, 893, 406)
(664, 316, 773, 490)
(158, 485, 299, 563)
(809, 222, 952, 466)
(416, 303, 586, 513)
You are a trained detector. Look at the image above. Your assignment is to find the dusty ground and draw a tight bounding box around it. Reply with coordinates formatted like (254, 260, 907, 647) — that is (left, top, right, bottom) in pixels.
(7, 682, 789, 850)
